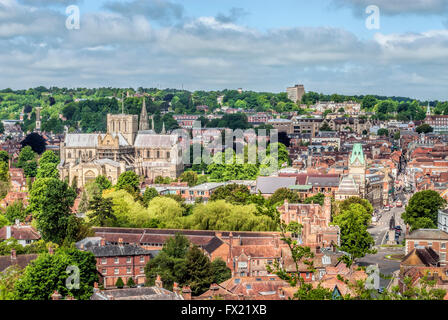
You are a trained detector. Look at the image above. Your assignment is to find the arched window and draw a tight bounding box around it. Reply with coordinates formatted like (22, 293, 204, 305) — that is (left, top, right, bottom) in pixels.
(166, 152, 170, 160)
(157, 151, 160, 159)
(147, 151, 150, 158)
(68, 152, 71, 159)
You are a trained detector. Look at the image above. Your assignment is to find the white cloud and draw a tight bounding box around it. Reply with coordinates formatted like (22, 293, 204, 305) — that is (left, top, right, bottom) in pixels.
(0, 0, 448, 100)
(331, 0, 448, 15)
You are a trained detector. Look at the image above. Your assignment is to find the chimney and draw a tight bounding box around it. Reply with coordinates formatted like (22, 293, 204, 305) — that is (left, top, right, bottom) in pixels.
(100, 238, 106, 246)
(273, 234, 279, 249)
(215, 232, 222, 238)
(93, 282, 99, 291)
(316, 246, 321, 254)
(182, 286, 192, 300)
(118, 238, 123, 246)
(284, 198, 289, 212)
(173, 282, 181, 295)
(51, 291, 62, 300)
(11, 249, 17, 260)
(155, 274, 163, 288)
(65, 295, 76, 300)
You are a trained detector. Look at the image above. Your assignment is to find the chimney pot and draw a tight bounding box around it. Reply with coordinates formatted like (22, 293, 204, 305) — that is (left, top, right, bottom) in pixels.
(51, 291, 62, 300)
(100, 238, 106, 246)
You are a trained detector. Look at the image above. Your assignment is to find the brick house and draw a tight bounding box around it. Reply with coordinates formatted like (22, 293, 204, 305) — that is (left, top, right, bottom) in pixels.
(77, 237, 154, 288)
(405, 229, 448, 266)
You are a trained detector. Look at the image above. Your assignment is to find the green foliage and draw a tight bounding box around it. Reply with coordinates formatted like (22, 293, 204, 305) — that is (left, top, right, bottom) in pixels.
(377, 128, 389, 137)
(116, 171, 140, 194)
(94, 175, 112, 191)
(142, 187, 159, 207)
(416, 123, 434, 134)
(0, 161, 9, 182)
(13, 248, 98, 300)
(337, 197, 373, 220)
(36, 162, 59, 179)
(402, 190, 446, 231)
(361, 95, 377, 110)
(304, 193, 325, 206)
(87, 195, 116, 227)
(268, 188, 300, 206)
(180, 171, 198, 187)
(20, 133, 46, 155)
(0, 151, 9, 164)
(0, 265, 24, 300)
(38, 150, 59, 166)
(209, 184, 251, 204)
(27, 178, 77, 244)
(332, 204, 376, 266)
(115, 277, 124, 289)
(145, 234, 231, 296)
(126, 277, 136, 288)
(4, 200, 26, 224)
(0, 214, 8, 228)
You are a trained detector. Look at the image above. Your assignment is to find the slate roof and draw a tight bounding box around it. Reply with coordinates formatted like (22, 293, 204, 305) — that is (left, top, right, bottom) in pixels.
(307, 175, 340, 187)
(90, 286, 183, 300)
(203, 236, 226, 254)
(64, 133, 129, 148)
(134, 133, 177, 148)
(407, 229, 448, 240)
(0, 254, 38, 272)
(85, 244, 154, 258)
(402, 247, 440, 266)
(256, 177, 296, 194)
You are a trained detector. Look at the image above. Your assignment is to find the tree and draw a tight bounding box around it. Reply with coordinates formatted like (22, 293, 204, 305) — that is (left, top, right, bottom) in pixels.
(209, 184, 251, 204)
(116, 171, 140, 194)
(94, 175, 112, 192)
(13, 248, 98, 300)
(126, 277, 136, 288)
(142, 187, 159, 207)
(17, 146, 35, 167)
(27, 178, 77, 244)
(115, 277, 124, 289)
(304, 193, 325, 206)
(211, 258, 232, 284)
(377, 128, 389, 137)
(38, 150, 59, 166)
(0, 161, 9, 182)
(20, 133, 46, 154)
(416, 124, 434, 134)
(184, 245, 213, 296)
(0, 150, 9, 164)
(0, 265, 24, 300)
(361, 95, 377, 110)
(336, 197, 373, 222)
(332, 204, 376, 266)
(402, 190, 446, 231)
(4, 200, 26, 224)
(394, 131, 401, 140)
(320, 122, 333, 131)
(0, 215, 8, 229)
(145, 234, 190, 291)
(180, 171, 198, 187)
(36, 162, 59, 179)
(268, 188, 300, 206)
(87, 194, 116, 227)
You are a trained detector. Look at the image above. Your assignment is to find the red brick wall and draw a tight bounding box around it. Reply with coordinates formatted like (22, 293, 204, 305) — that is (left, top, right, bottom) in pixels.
(97, 255, 151, 288)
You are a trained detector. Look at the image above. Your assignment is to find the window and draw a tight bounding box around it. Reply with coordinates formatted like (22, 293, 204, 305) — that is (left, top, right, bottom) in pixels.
(127, 257, 131, 263)
(140, 256, 145, 263)
(441, 253, 446, 261)
(167, 152, 170, 159)
(140, 267, 144, 274)
(147, 151, 150, 158)
(442, 243, 446, 249)
(157, 151, 160, 158)
(428, 242, 433, 247)
(114, 268, 119, 275)
(127, 267, 131, 274)
(114, 258, 119, 264)
(101, 258, 107, 264)
(102, 269, 107, 274)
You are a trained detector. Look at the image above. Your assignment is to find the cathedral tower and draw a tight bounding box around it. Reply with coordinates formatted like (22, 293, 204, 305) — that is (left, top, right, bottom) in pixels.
(139, 97, 149, 131)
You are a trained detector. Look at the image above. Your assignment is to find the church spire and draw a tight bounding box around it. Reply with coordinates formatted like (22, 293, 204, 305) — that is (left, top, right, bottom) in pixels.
(426, 102, 431, 117)
(139, 97, 149, 131)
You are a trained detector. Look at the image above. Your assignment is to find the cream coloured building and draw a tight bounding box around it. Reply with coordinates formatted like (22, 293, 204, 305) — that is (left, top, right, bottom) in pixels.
(59, 100, 183, 188)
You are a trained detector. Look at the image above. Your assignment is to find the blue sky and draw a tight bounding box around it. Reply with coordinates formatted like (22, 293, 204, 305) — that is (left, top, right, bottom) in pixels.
(2, 0, 448, 100)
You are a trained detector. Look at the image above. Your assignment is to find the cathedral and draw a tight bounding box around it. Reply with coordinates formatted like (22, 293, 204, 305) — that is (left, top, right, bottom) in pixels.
(58, 99, 184, 188)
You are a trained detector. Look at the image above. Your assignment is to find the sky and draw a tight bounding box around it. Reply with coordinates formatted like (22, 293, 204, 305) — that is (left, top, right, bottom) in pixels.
(1, 0, 448, 100)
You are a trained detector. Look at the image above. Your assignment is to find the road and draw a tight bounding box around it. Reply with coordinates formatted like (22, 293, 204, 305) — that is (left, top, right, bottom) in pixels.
(357, 199, 406, 288)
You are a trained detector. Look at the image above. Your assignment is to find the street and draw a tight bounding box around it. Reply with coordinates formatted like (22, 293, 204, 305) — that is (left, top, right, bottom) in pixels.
(357, 196, 406, 288)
